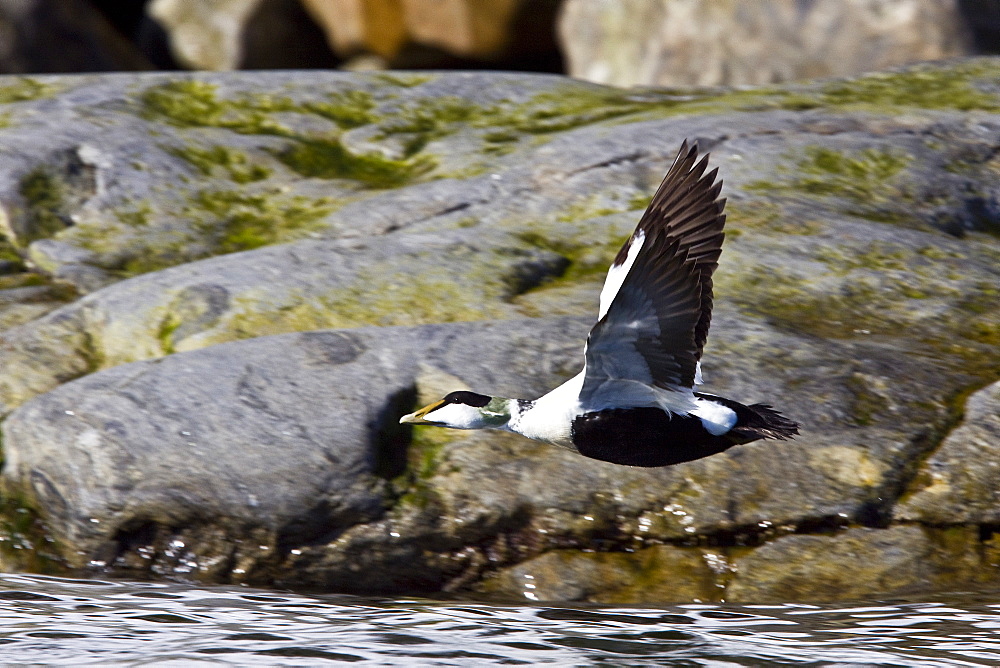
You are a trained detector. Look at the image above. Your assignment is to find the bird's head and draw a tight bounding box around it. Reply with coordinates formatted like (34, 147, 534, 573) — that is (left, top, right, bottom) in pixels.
(399, 390, 511, 430)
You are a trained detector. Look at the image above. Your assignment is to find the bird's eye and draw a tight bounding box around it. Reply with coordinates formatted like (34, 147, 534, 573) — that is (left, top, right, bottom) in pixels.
(443, 391, 491, 407)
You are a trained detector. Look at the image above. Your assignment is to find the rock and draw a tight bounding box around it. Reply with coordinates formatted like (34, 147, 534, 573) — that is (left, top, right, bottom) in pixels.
(726, 526, 1000, 603)
(0, 62, 998, 602)
(302, 0, 558, 66)
(0, 317, 588, 577)
(894, 381, 1000, 524)
(0, 0, 152, 74)
(475, 546, 721, 604)
(148, 0, 337, 70)
(148, 0, 263, 70)
(558, 0, 975, 87)
(0, 227, 568, 416)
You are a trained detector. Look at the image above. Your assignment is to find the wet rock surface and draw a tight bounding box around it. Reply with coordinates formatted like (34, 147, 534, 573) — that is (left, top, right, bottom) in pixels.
(0, 61, 998, 603)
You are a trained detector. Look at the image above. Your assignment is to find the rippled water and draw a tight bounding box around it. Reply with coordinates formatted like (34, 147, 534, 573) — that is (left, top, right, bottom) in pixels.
(2, 573, 1000, 665)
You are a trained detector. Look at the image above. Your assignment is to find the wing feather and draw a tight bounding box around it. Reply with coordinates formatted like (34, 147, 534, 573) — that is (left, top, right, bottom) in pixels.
(582, 141, 727, 408)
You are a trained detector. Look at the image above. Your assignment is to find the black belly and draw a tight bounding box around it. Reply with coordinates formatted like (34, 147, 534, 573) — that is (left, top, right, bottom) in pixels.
(571, 407, 749, 467)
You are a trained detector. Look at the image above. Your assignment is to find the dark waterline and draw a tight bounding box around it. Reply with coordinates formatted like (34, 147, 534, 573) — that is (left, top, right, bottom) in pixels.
(1, 573, 1000, 665)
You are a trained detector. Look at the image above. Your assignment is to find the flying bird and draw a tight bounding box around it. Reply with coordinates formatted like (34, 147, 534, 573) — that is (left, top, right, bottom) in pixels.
(400, 141, 798, 467)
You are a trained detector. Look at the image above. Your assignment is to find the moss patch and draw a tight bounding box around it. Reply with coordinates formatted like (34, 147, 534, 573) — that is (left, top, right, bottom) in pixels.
(270, 137, 430, 186)
(18, 168, 69, 244)
(374, 72, 436, 88)
(0, 492, 66, 574)
(0, 78, 56, 105)
(115, 202, 153, 228)
(301, 89, 377, 128)
(391, 425, 460, 510)
(226, 270, 511, 340)
(0, 234, 23, 268)
(142, 80, 426, 187)
(157, 312, 181, 355)
(168, 145, 271, 184)
(818, 61, 1000, 111)
(101, 189, 337, 277)
(614, 61, 1000, 123)
(727, 200, 824, 236)
(746, 146, 914, 224)
(319, 274, 505, 327)
(188, 189, 336, 255)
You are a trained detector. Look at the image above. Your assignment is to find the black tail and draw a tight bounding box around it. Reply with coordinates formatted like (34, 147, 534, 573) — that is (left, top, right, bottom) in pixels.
(735, 403, 799, 441)
(695, 393, 799, 444)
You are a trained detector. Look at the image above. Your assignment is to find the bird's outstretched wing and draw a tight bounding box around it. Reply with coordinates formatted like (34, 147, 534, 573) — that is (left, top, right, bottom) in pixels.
(581, 142, 726, 408)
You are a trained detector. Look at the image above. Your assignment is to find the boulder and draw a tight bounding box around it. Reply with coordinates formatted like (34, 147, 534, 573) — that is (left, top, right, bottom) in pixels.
(148, 0, 337, 70)
(558, 0, 975, 87)
(894, 381, 1000, 525)
(302, 0, 559, 66)
(725, 526, 1000, 603)
(1, 317, 589, 577)
(0, 61, 998, 602)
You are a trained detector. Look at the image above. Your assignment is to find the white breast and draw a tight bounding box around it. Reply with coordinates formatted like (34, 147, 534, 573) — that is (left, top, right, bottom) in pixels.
(508, 371, 584, 446)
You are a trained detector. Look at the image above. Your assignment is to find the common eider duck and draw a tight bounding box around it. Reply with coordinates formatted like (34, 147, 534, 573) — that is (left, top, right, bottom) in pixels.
(400, 141, 798, 467)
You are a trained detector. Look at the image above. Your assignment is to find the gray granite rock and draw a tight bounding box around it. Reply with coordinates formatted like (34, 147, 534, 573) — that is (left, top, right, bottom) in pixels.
(558, 0, 974, 87)
(0, 317, 589, 576)
(894, 381, 1000, 525)
(0, 62, 998, 602)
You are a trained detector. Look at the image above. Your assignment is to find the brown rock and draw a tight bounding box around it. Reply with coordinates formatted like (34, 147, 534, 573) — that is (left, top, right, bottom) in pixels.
(301, 0, 409, 59)
(475, 546, 723, 604)
(302, 0, 551, 63)
(727, 526, 1000, 603)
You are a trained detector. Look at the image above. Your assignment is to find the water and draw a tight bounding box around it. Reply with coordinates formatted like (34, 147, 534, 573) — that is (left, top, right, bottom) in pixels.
(2, 573, 1000, 665)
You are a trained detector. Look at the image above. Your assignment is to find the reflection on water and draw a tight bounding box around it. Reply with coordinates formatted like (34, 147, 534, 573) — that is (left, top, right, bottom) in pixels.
(2, 573, 1000, 665)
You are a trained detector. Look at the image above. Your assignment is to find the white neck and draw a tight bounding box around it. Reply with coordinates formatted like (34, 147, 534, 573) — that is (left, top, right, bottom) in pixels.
(507, 371, 585, 447)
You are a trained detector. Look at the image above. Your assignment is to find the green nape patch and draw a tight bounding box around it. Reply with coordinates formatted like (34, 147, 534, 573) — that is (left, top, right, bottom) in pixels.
(168, 145, 271, 184)
(819, 61, 1000, 111)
